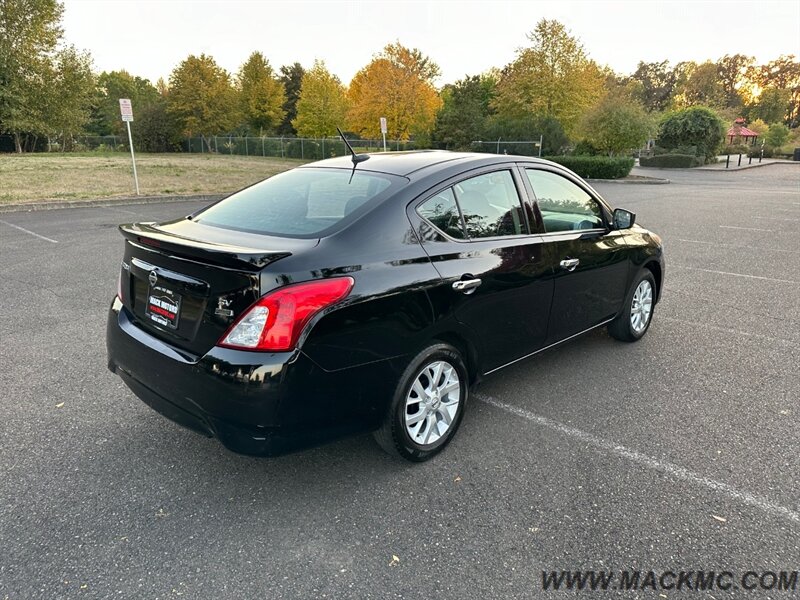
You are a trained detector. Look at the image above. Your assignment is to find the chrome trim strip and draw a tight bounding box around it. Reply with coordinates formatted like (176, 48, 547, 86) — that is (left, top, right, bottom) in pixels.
(483, 317, 615, 376)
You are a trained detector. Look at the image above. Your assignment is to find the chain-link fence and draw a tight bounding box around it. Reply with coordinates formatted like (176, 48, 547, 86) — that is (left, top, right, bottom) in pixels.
(471, 138, 543, 157)
(181, 136, 421, 160)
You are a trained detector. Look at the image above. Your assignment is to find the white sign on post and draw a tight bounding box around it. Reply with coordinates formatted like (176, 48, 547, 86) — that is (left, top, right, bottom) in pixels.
(380, 117, 387, 152)
(119, 99, 140, 195)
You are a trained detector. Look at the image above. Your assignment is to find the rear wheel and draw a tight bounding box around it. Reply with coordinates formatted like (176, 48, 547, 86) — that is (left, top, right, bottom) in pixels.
(608, 270, 656, 342)
(373, 343, 467, 461)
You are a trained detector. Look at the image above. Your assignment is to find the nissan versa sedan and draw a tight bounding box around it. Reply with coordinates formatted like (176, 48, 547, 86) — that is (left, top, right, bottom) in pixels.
(107, 150, 664, 461)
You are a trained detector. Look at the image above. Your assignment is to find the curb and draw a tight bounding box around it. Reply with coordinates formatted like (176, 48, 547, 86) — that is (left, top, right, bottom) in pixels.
(0, 193, 225, 214)
(696, 160, 800, 172)
(587, 177, 670, 185)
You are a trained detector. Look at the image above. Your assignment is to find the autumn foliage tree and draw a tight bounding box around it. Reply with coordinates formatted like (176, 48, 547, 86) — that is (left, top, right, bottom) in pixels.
(493, 19, 604, 136)
(347, 43, 442, 141)
(168, 54, 238, 151)
(292, 60, 348, 138)
(237, 51, 285, 134)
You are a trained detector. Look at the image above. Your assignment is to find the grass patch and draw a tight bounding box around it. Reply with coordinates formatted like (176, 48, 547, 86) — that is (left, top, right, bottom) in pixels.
(0, 153, 308, 204)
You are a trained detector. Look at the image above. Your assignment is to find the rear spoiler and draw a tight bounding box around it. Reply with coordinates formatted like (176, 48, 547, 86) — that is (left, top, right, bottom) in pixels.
(119, 223, 291, 271)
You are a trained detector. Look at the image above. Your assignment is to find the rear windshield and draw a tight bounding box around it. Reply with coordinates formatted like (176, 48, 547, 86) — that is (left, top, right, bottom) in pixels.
(193, 167, 402, 238)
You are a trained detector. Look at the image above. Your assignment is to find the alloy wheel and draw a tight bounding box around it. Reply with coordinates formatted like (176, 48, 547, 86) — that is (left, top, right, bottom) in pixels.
(404, 360, 461, 446)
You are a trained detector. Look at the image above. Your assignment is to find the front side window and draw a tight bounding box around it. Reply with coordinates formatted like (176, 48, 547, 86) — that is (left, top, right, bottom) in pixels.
(194, 168, 398, 238)
(525, 169, 604, 233)
(453, 171, 526, 239)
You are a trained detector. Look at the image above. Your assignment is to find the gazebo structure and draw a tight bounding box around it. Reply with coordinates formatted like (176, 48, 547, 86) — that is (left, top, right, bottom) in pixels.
(726, 118, 759, 146)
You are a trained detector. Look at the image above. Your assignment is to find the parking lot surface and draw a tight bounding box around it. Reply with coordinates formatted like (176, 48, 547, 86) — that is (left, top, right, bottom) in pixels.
(1, 164, 798, 598)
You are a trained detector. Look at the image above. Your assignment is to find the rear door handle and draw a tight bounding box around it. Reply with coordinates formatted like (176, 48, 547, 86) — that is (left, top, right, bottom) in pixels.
(452, 278, 482, 294)
(560, 258, 580, 272)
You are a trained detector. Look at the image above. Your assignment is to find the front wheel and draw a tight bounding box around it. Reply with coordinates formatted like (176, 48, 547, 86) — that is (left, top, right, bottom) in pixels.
(608, 270, 656, 342)
(373, 343, 468, 462)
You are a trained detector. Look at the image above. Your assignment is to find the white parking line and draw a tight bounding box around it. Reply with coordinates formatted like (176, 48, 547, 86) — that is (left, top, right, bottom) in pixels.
(475, 393, 800, 524)
(657, 315, 798, 347)
(753, 216, 800, 222)
(0, 219, 58, 243)
(675, 238, 800, 254)
(671, 265, 799, 284)
(719, 225, 772, 232)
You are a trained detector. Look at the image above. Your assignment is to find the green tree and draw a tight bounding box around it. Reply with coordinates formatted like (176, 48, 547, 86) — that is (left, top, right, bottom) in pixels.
(433, 73, 496, 150)
(237, 51, 285, 134)
(347, 42, 442, 141)
(292, 60, 348, 138)
(750, 88, 791, 124)
(629, 61, 678, 112)
(89, 70, 160, 136)
(483, 114, 568, 156)
(582, 94, 652, 155)
(674, 61, 726, 109)
(753, 55, 800, 125)
(764, 122, 790, 148)
(716, 54, 754, 108)
(278, 62, 305, 135)
(493, 19, 604, 136)
(46, 45, 95, 149)
(167, 54, 238, 151)
(657, 106, 725, 162)
(0, 0, 63, 151)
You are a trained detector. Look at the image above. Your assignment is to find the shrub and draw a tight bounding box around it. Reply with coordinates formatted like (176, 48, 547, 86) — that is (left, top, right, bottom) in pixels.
(721, 144, 749, 155)
(764, 123, 790, 148)
(572, 139, 602, 156)
(639, 154, 703, 168)
(657, 106, 725, 162)
(747, 146, 774, 159)
(544, 155, 634, 179)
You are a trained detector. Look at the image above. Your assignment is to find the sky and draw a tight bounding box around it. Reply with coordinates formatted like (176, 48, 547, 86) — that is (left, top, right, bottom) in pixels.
(61, 0, 800, 86)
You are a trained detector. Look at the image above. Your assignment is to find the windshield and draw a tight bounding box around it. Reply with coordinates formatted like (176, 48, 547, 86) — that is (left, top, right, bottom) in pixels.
(194, 167, 402, 238)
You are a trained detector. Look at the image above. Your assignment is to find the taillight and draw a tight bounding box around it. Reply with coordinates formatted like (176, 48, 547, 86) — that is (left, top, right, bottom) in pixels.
(218, 277, 354, 351)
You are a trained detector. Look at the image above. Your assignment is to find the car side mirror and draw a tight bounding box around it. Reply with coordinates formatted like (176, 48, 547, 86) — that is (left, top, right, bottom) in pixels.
(613, 208, 636, 230)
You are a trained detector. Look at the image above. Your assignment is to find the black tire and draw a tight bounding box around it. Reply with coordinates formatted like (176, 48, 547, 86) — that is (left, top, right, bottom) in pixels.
(373, 343, 468, 462)
(608, 270, 657, 342)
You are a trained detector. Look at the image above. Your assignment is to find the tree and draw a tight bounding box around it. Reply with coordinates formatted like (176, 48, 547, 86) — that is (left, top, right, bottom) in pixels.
(46, 45, 95, 149)
(167, 54, 238, 151)
(753, 55, 800, 125)
(89, 70, 160, 136)
(657, 106, 725, 162)
(347, 42, 442, 142)
(278, 62, 305, 135)
(629, 61, 679, 112)
(673, 61, 726, 109)
(484, 114, 568, 156)
(716, 54, 754, 108)
(237, 51, 285, 134)
(291, 60, 348, 138)
(492, 19, 604, 136)
(764, 123, 789, 148)
(581, 94, 652, 156)
(433, 73, 496, 150)
(750, 88, 791, 124)
(0, 0, 63, 152)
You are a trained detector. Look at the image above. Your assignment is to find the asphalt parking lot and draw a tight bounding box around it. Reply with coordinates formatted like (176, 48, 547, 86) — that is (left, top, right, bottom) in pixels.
(1, 164, 798, 599)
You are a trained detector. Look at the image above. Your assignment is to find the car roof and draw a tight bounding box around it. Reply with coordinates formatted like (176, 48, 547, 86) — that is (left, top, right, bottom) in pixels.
(300, 150, 550, 178)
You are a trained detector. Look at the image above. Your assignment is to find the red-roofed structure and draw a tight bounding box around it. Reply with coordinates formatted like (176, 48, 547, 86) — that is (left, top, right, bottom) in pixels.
(727, 118, 759, 145)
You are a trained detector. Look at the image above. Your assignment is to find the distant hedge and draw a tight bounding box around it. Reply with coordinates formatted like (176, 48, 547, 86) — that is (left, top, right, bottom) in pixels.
(640, 154, 703, 168)
(544, 155, 634, 179)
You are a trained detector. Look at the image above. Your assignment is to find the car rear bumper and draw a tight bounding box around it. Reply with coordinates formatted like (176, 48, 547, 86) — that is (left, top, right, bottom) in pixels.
(107, 298, 402, 456)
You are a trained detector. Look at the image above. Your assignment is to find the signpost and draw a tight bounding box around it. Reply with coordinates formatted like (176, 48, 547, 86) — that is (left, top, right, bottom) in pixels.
(380, 117, 387, 152)
(119, 99, 140, 195)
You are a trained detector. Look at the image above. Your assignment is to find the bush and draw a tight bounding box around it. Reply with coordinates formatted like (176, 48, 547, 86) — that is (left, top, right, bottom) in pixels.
(720, 144, 749, 155)
(639, 154, 703, 168)
(544, 155, 634, 179)
(765, 123, 790, 148)
(572, 139, 602, 156)
(657, 106, 725, 162)
(748, 146, 774, 159)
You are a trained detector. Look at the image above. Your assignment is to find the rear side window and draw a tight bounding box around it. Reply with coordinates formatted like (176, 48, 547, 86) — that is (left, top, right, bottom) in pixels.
(454, 171, 526, 239)
(525, 169, 604, 232)
(194, 168, 398, 238)
(417, 189, 466, 239)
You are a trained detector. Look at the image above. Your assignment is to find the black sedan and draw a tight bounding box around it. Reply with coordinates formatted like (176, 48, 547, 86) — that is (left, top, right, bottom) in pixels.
(107, 150, 664, 461)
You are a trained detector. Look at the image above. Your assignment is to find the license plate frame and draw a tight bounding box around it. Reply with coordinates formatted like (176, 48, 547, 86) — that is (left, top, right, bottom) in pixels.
(145, 284, 182, 329)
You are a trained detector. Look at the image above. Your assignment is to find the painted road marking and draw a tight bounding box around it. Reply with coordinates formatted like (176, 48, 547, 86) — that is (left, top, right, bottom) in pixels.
(671, 265, 798, 284)
(476, 394, 800, 524)
(675, 238, 800, 254)
(0, 219, 58, 243)
(719, 225, 772, 232)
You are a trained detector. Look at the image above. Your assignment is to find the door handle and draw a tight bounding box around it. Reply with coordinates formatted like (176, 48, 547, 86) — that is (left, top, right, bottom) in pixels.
(560, 258, 580, 272)
(452, 278, 482, 294)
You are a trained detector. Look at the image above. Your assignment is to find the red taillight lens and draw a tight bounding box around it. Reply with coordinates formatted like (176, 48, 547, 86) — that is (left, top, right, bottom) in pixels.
(218, 277, 354, 351)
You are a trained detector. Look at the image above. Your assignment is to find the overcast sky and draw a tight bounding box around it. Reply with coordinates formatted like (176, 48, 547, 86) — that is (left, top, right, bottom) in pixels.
(61, 0, 800, 85)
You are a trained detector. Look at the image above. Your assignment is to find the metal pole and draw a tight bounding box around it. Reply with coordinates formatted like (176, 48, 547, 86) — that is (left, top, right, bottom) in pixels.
(382, 132, 387, 152)
(245, 136, 248, 156)
(737, 153, 742, 167)
(539, 135, 543, 157)
(497, 138, 501, 154)
(301, 138, 304, 159)
(125, 121, 140, 195)
(725, 154, 730, 169)
(262, 136, 265, 157)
